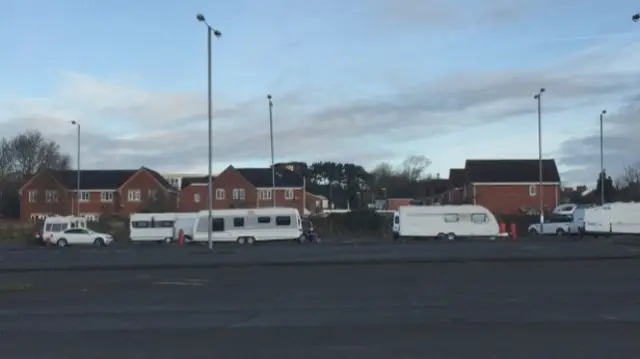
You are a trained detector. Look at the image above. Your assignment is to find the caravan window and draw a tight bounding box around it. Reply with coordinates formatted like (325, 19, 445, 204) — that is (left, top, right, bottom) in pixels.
(275, 216, 291, 226)
(212, 218, 224, 232)
(233, 217, 245, 227)
(471, 214, 488, 223)
(156, 220, 174, 228)
(444, 214, 459, 223)
(131, 221, 150, 228)
(257, 216, 271, 224)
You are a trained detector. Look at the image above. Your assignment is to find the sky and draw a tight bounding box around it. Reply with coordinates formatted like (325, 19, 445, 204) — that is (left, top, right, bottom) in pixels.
(1, 0, 640, 186)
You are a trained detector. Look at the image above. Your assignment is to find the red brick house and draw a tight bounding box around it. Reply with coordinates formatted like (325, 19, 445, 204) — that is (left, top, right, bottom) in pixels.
(19, 167, 178, 221)
(448, 159, 561, 216)
(179, 165, 308, 214)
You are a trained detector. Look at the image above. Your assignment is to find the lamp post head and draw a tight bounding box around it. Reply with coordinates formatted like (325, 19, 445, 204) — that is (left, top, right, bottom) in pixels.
(196, 13, 205, 22)
(71, 120, 77, 125)
(540, 88, 545, 93)
(633, 13, 639, 22)
(213, 29, 222, 38)
(267, 94, 272, 100)
(602, 110, 607, 115)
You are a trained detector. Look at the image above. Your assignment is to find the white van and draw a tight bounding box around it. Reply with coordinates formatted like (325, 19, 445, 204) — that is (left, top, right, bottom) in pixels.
(396, 205, 505, 241)
(191, 207, 304, 244)
(392, 211, 400, 239)
(583, 202, 640, 236)
(130, 212, 192, 244)
(40, 216, 88, 243)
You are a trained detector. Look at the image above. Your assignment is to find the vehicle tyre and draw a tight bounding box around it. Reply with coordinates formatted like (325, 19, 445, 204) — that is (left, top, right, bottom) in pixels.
(93, 238, 105, 246)
(393, 233, 399, 241)
(529, 229, 538, 235)
(164, 237, 172, 244)
(556, 228, 565, 236)
(57, 238, 68, 248)
(436, 232, 445, 240)
(246, 237, 256, 245)
(446, 232, 456, 241)
(236, 237, 246, 245)
(298, 234, 307, 244)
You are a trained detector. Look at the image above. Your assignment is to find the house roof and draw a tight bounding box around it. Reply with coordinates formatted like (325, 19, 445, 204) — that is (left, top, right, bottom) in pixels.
(142, 167, 178, 191)
(237, 167, 303, 187)
(52, 169, 137, 190)
(50, 167, 176, 191)
(464, 159, 561, 183)
(448, 168, 466, 187)
(181, 176, 215, 189)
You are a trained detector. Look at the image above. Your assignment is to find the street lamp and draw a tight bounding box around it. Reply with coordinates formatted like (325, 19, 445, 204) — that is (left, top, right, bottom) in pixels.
(633, 13, 639, 22)
(599, 110, 607, 205)
(70, 121, 80, 217)
(267, 94, 276, 207)
(196, 13, 221, 250)
(533, 88, 546, 230)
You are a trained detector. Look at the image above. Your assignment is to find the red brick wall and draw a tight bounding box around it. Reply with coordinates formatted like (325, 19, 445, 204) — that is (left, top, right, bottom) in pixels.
(473, 184, 559, 216)
(21, 169, 176, 220)
(20, 171, 70, 220)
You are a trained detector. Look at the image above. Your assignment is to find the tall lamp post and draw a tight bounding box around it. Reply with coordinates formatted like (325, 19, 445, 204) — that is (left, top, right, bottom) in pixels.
(196, 13, 221, 250)
(534, 88, 546, 231)
(599, 110, 607, 205)
(70, 121, 80, 216)
(267, 94, 276, 207)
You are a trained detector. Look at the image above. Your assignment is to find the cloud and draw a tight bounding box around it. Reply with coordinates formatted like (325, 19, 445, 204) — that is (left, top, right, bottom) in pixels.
(557, 92, 640, 184)
(2, 36, 640, 175)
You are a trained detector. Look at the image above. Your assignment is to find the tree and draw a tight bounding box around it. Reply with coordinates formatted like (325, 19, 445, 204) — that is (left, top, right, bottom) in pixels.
(0, 130, 71, 218)
(9, 130, 71, 175)
(616, 163, 640, 201)
(398, 155, 431, 182)
(137, 191, 177, 213)
(595, 170, 616, 203)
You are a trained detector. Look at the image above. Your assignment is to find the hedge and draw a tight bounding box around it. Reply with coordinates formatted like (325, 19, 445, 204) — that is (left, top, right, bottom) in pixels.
(309, 210, 393, 237)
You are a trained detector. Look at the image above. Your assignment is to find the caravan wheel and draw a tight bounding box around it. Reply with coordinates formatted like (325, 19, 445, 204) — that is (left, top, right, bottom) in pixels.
(164, 237, 173, 244)
(246, 237, 256, 245)
(236, 237, 246, 245)
(446, 233, 456, 241)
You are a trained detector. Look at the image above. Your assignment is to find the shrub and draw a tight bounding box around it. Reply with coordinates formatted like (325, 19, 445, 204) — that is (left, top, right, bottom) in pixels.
(310, 210, 392, 237)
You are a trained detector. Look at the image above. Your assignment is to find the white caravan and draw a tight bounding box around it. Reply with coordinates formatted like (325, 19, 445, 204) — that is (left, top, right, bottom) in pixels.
(583, 202, 640, 236)
(395, 205, 504, 241)
(40, 216, 88, 243)
(191, 207, 304, 244)
(130, 212, 196, 243)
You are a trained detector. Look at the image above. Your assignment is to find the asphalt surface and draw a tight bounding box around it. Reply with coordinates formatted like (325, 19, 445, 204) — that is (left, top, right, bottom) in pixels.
(2, 237, 640, 272)
(1, 258, 640, 358)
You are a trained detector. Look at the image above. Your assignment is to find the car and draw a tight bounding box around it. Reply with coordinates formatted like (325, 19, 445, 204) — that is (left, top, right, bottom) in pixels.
(527, 213, 583, 236)
(51, 227, 114, 248)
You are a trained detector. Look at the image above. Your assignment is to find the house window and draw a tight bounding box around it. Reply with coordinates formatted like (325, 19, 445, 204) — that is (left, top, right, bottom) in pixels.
(101, 191, 114, 202)
(233, 188, 245, 200)
(148, 189, 158, 200)
(79, 191, 90, 202)
(259, 189, 272, 200)
(28, 190, 37, 203)
(45, 190, 59, 203)
(529, 185, 537, 197)
(284, 189, 294, 200)
(194, 193, 201, 203)
(215, 189, 225, 200)
(128, 189, 141, 202)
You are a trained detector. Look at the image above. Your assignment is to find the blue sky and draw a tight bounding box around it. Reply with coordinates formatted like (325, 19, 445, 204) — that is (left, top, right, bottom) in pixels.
(1, 0, 640, 186)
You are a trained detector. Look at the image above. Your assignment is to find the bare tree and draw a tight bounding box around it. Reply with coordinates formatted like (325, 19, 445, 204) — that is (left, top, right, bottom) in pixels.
(618, 163, 640, 187)
(0, 138, 15, 180)
(398, 155, 432, 182)
(10, 130, 71, 176)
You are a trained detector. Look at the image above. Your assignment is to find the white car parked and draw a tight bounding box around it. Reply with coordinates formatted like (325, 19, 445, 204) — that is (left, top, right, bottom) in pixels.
(51, 227, 114, 247)
(528, 212, 584, 236)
